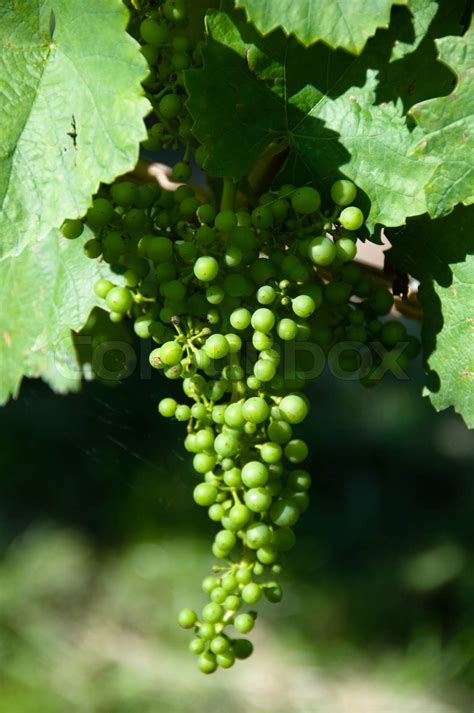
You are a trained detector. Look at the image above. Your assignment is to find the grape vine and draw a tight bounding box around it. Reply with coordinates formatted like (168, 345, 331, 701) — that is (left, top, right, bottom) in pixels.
(57, 0, 428, 674)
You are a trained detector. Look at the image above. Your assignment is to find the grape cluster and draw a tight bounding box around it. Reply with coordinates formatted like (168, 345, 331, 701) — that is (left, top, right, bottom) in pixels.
(126, 0, 205, 175)
(62, 174, 419, 672)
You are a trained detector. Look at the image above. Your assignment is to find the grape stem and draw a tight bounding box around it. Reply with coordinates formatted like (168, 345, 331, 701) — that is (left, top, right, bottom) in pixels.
(220, 177, 235, 212)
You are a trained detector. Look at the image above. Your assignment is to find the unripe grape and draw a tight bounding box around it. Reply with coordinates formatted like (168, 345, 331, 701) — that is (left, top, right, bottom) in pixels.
(308, 236, 337, 266)
(279, 394, 308, 424)
(159, 93, 182, 119)
(193, 483, 217, 506)
(339, 206, 364, 230)
(194, 256, 219, 282)
(241, 583, 262, 604)
(331, 179, 357, 206)
(178, 608, 197, 628)
(291, 186, 321, 214)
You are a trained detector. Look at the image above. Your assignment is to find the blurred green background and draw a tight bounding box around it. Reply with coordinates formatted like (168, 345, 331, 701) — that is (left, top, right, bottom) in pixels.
(0, 333, 473, 713)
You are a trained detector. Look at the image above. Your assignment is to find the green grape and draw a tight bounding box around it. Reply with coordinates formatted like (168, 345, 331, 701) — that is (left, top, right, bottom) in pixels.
(211, 587, 227, 603)
(198, 652, 217, 674)
(250, 257, 276, 284)
(204, 334, 229, 359)
(270, 498, 300, 527)
(215, 530, 236, 552)
(330, 179, 357, 206)
(267, 420, 293, 444)
(257, 285, 276, 305)
(140, 18, 168, 46)
(251, 308, 275, 332)
(241, 583, 262, 604)
(202, 575, 219, 593)
(257, 545, 278, 564)
(224, 274, 254, 298)
(160, 341, 183, 366)
(172, 161, 192, 182)
(288, 469, 312, 491)
(163, 0, 187, 23)
(158, 398, 177, 418)
(61, 218, 83, 239)
(106, 287, 133, 314)
(277, 318, 298, 341)
(110, 181, 138, 207)
(264, 582, 283, 603)
(284, 439, 308, 463)
(336, 237, 357, 262)
(242, 397, 269, 424)
(244, 487, 272, 513)
(369, 288, 394, 315)
(159, 94, 182, 120)
(292, 295, 316, 318)
(109, 311, 123, 323)
(180, 196, 199, 217)
(123, 208, 147, 233)
(251, 206, 273, 229)
(214, 432, 239, 457)
(339, 206, 364, 230)
(325, 281, 351, 305)
(94, 278, 113, 299)
(232, 639, 254, 660)
(189, 638, 205, 655)
(252, 331, 273, 351)
(215, 210, 237, 232)
(193, 483, 217, 506)
(194, 256, 219, 282)
(224, 594, 241, 611)
(291, 186, 321, 214)
(225, 501, 248, 526)
(254, 359, 276, 382)
(197, 204, 216, 224)
(210, 636, 230, 655)
(175, 404, 191, 421)
(241, 461, 269, 487)
(171, 51, 190, 70)
(86, 198, 115, 228)
(234, 613, 255, 634)
(260, 442, 282, 464)
(178, 608, 197, 628)
(272, 527, 296, 551)
(230, 308, 251, 330)
(202, 602, 224, 624)
(225, 333, 242, 353)
(308, 236, 337, 266)
(279, 394, 308, 424)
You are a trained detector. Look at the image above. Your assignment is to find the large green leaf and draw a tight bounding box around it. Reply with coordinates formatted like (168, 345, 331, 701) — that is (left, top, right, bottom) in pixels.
(410, 24, 474, 217)
(186, 9, 437, 230)
(235, 0, 404, 54)
(0, 0, 150, 259)
(389, 0, 438, 60)
(388, 206, 474, 428)
(0, 229, 106, 404)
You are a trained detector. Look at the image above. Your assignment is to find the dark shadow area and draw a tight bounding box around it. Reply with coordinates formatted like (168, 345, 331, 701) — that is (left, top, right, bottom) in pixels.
(0, 349, 473, 702)
(387, 205, 474, 395)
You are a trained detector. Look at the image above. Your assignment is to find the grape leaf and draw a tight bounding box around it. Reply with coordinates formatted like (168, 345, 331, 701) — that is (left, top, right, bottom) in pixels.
(0, 0, 150, 259)
(235, 0, 405, 54)
(388, 206, 474, 428)
(185, 9, 436, 230)
(409, 24, 474, 218)
(0, 229, 107, 404)
(389, 0, 438, 61)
